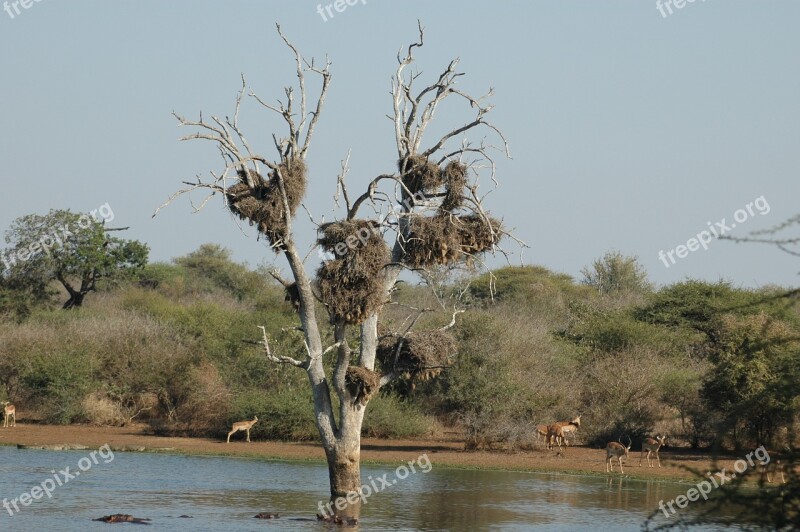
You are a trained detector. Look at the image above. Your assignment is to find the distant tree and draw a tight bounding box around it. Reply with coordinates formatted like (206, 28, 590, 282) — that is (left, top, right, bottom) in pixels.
(173, 244, 266, 301)
(2, 210, 148, 309)
(580, 251, 650, 296)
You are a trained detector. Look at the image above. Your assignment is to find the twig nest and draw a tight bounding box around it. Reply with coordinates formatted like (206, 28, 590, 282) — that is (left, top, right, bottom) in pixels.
(402, 214, 502, 268)
(316, 219, 390, 325)
(345, 366, 382, 406)
(456, 214, 502, 255)
(377, 329, 457, 377)
(225, 157, 307, 250)
(403, 215, 461, 267)
(318, 219, 382, 254)
(440, 161, 468, 212)
(399, 155, 444, 194)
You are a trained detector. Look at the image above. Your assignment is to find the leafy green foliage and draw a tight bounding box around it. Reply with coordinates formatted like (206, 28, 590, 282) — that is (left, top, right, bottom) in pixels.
(361, 395, 438, 438)
(637, 280, 799, 338)
(580, 250, 651, 296)
(2, 209, 148, 308)
(702, 313, 800, 447)
(173, 244, 270, 301)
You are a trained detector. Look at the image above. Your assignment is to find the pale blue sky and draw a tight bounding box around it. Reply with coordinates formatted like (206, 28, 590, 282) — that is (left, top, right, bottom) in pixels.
(1, 1, 798, 287)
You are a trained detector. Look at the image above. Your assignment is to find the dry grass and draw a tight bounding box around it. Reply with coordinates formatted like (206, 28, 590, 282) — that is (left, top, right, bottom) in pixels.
(82, 393, 127, 426)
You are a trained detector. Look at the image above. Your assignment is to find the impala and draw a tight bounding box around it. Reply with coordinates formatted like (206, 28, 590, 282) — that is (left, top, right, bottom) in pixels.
(546, 416, 581, 450)
(227, 416, 258, 443)
(536, 424, 549, 444)
(559, 422, 581, 447)
(2, 402, 15, 428)
(639, 435, 667, 468)
(606, 436, 632, 473)
(761, 449, 788, 484)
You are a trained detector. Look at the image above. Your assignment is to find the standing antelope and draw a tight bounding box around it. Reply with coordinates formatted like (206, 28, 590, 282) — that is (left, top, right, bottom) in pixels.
(536, 424, 549, 444)
(227, 416, 258, 443)
(761, 449, 788, 484)
(639, 435, 667, 468)
(559, 422, 581, 447)
(547, 416, 581, 450)
(606, 436, 632, 473)
(2, 402, 15, 428)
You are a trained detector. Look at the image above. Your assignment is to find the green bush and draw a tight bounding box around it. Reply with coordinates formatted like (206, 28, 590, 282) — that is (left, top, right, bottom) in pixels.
(362, 395, 438, 438)
(22, 350, 93, 423)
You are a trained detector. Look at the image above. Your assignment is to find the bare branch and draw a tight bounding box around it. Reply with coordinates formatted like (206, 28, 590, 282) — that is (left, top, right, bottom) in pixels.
(335, 150, 353, 213)
(267, 268, 292, 288)
(152, 177, 225, 218)
(439, 308, 465, 331)
(347, 174, 400, 220)
(258, 326, 306, 368)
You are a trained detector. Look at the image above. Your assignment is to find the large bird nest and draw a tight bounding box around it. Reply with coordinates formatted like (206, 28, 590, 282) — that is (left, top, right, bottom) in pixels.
(376, 329, 457, 380)
(402, 215, 460, 267)
(440, 160, 468, 212)
(225, 157, 307, 250)
(399, 155, 444, 194)
(402, 214, 502, 268)
(345, 366, 382, 406)
(318, 219, 382, 254)
(456, 214, 502, 255)
(316, 219, 390, 325)
(317, 261, 387, 325)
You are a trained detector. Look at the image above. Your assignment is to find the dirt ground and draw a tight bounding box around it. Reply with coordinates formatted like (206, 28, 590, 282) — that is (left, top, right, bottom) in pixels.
(0, 423, 763, 483)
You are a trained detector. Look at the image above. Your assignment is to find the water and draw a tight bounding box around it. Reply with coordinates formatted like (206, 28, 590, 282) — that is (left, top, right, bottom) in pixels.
(0, 446, 735, 531)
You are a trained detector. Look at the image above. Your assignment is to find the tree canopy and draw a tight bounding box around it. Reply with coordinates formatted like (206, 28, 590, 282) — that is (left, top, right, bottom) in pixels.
(2, 209, 148, 309)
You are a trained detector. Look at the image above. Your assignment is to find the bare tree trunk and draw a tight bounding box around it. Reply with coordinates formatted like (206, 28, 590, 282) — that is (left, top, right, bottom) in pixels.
(326, 443, 361, 495)
(62, 292, 85, 309)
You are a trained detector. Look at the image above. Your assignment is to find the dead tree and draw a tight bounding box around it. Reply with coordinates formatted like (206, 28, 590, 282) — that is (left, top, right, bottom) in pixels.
(158, 22, 519, 517)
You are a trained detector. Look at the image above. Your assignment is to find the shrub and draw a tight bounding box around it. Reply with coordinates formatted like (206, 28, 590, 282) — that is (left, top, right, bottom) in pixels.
(362, 395, 439, 438)
(580, 251, 652, 296)
(431, 307, 578, 449)
(579, 349, 668, 446)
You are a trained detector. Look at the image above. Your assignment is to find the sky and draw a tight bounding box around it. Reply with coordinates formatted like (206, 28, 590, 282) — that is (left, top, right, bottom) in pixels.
(1, 0, 798, 288)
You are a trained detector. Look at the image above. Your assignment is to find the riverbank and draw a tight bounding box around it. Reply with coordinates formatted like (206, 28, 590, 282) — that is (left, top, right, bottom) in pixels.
(0, 424, 767, 484)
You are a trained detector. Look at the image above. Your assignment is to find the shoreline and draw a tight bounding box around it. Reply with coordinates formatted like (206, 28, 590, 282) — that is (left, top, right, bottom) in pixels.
(0, 423, 765, 484)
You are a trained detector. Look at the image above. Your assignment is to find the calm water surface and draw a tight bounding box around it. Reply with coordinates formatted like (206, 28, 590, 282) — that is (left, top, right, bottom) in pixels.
(0, 446, 734, 531)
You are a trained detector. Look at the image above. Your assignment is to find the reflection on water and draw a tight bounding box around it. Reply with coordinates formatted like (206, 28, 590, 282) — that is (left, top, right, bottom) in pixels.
(0, 446, 736, 531)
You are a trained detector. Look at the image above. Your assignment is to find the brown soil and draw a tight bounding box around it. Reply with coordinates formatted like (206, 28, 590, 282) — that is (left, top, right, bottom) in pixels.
(0, 424, 759, 483)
